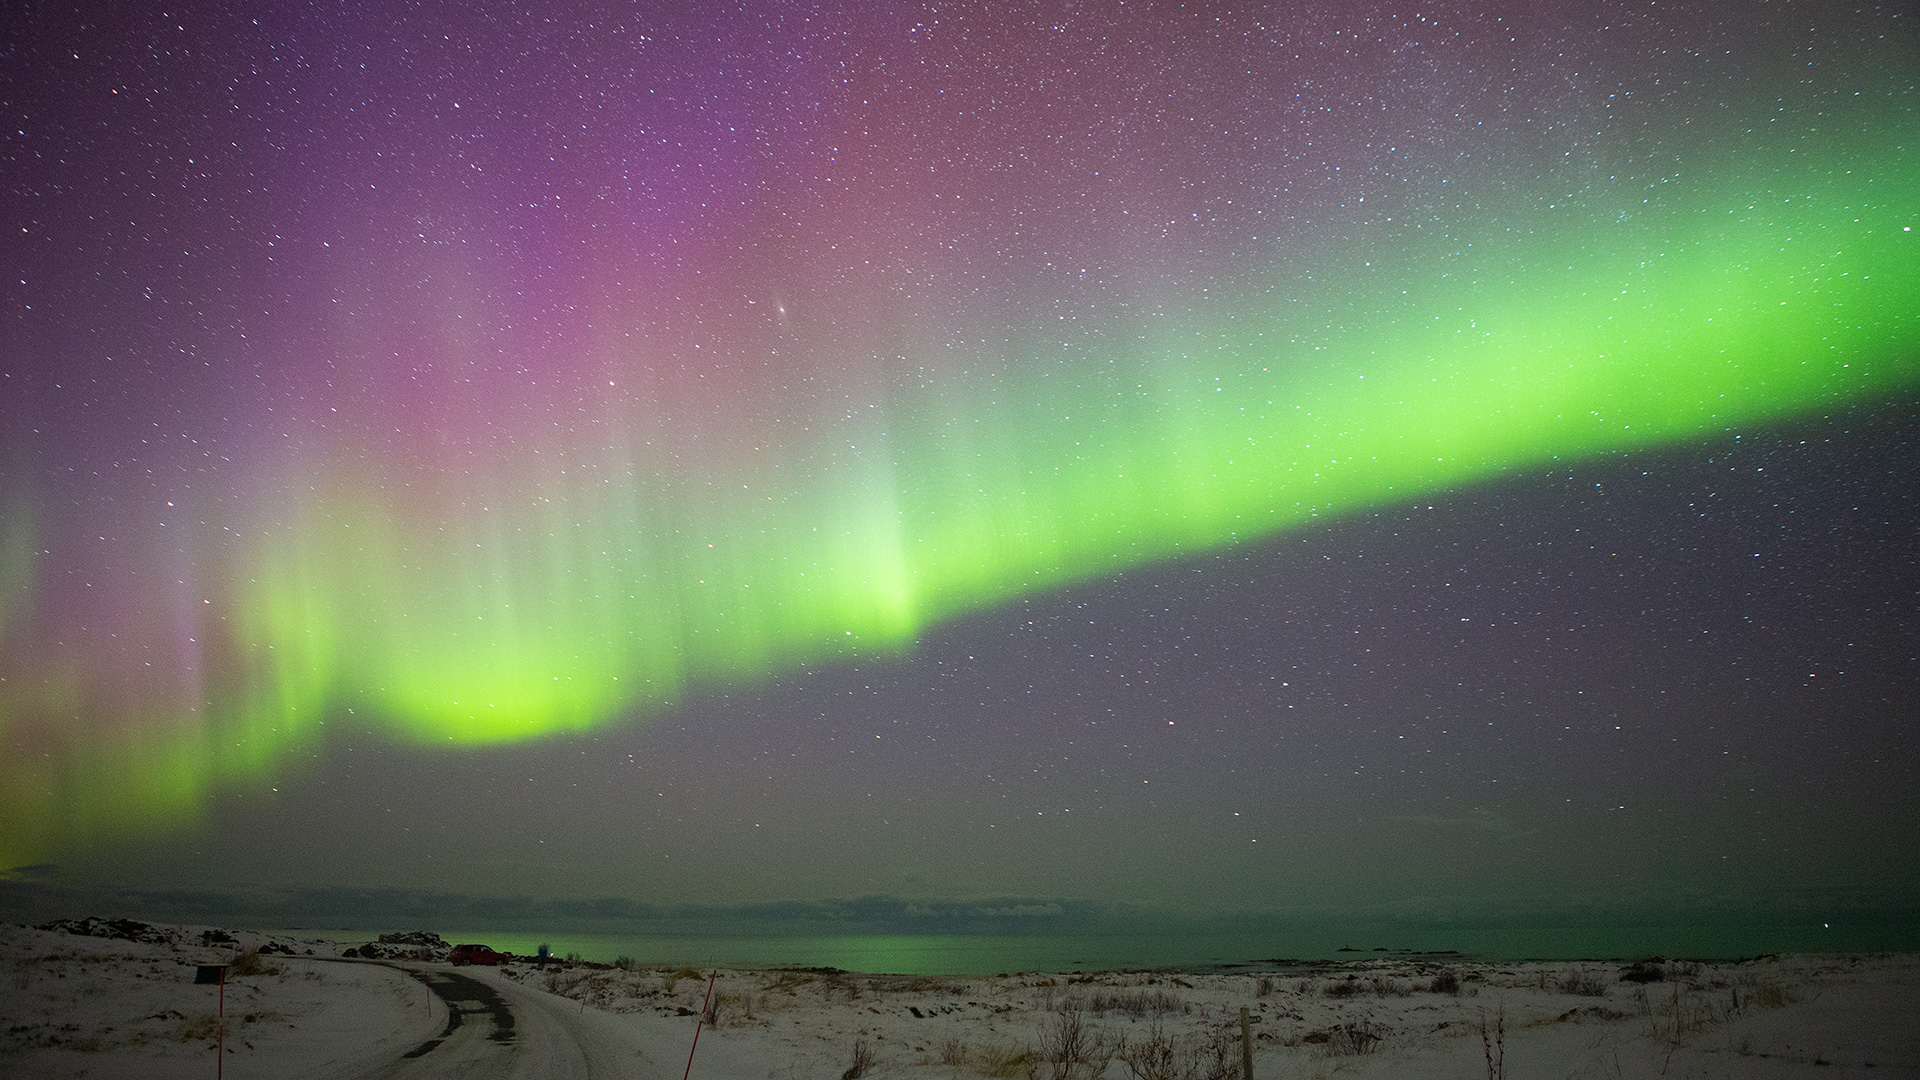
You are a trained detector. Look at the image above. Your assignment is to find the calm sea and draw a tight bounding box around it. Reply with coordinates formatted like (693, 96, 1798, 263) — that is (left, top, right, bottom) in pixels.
(298, 922, 1915, 974)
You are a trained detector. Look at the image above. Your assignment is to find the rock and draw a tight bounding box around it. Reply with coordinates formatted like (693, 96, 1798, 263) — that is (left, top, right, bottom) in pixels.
(37, 917, 173, 945)
(347, 932, 452, 962)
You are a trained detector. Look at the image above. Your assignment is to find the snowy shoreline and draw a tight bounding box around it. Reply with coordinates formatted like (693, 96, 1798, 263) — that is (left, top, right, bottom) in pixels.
(5, 918, 1917, 1078)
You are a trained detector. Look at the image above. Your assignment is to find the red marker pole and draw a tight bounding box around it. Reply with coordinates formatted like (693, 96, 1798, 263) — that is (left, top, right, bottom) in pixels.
(682, 970, 718, 1080)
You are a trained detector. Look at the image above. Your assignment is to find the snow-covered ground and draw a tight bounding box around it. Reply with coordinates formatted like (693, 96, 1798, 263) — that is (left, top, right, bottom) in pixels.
(5, 919, 1916, 1078)
(0, 921, 444, 1078)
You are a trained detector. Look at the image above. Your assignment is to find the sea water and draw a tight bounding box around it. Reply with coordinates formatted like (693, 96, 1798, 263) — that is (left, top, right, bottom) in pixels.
(384, 921, 1912, 974)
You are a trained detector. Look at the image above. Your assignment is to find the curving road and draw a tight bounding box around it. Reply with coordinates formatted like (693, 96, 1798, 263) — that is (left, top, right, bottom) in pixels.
(316, 962, 660, 1080)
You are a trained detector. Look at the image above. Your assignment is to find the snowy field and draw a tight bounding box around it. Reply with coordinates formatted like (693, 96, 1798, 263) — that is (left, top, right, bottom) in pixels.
(4, 919, 1916, 1078)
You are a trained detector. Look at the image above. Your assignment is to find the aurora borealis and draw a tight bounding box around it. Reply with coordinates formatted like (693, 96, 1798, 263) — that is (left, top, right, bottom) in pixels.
(3, 1, 1918, 951)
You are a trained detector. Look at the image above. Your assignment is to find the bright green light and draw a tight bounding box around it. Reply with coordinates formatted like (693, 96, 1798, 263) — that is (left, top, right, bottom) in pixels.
(2, 126, 1916, 871)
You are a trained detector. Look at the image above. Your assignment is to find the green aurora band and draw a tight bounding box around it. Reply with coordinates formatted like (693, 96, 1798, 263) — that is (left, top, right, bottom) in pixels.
(2, 132, 1917, 872)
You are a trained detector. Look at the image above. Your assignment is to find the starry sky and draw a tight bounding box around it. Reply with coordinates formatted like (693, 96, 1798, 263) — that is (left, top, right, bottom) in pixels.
(3, 1, 1918, 955)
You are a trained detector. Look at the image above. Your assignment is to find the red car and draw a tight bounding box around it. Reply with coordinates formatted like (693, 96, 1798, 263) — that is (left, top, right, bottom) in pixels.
(449, 943, 512, 966)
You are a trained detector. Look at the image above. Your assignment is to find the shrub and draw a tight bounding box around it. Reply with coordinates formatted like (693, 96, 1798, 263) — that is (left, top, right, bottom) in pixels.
(1620, 962, 1665, 984)
(844, 1039, 876, 1080)
(1027, 1001, 1115, 1080)
(1323, 1021, 1384, 1056)
(1087, 990, 1185, 1020)
(1560, 967, 1609, 997)
(1428, 971, 1460, 995)
(1369, 976, 1408, 998)
(1195, 1029, 1235, 1080)
(1119, 1023, 1181, 1080)
(227, 949, 277, 978)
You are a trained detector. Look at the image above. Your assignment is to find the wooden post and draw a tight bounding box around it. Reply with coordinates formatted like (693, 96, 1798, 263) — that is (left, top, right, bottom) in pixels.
(683, 969, 718, 1080)
(1239, 1006, 1252, 1080)
(194, 964, 230, 1080)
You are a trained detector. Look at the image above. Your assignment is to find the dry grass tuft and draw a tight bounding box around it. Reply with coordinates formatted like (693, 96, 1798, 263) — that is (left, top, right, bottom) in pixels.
(1086, 989, 1186, 1019)
(227, 948, 278, 978)
(983, 1044, 1033, 1078)
(1751, 978, 1793, 1009)
(174, 1013, 223, 1044)
(843, 1039, 877, 1080)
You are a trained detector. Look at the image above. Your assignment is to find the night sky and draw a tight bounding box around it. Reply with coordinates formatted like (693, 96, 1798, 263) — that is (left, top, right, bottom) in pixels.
(3, 1, 1918, 953)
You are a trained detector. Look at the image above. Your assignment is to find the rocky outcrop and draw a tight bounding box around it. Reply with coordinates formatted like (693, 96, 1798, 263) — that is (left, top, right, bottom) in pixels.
(38, 917, 180, 945)
(343, 929, 451, 961)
